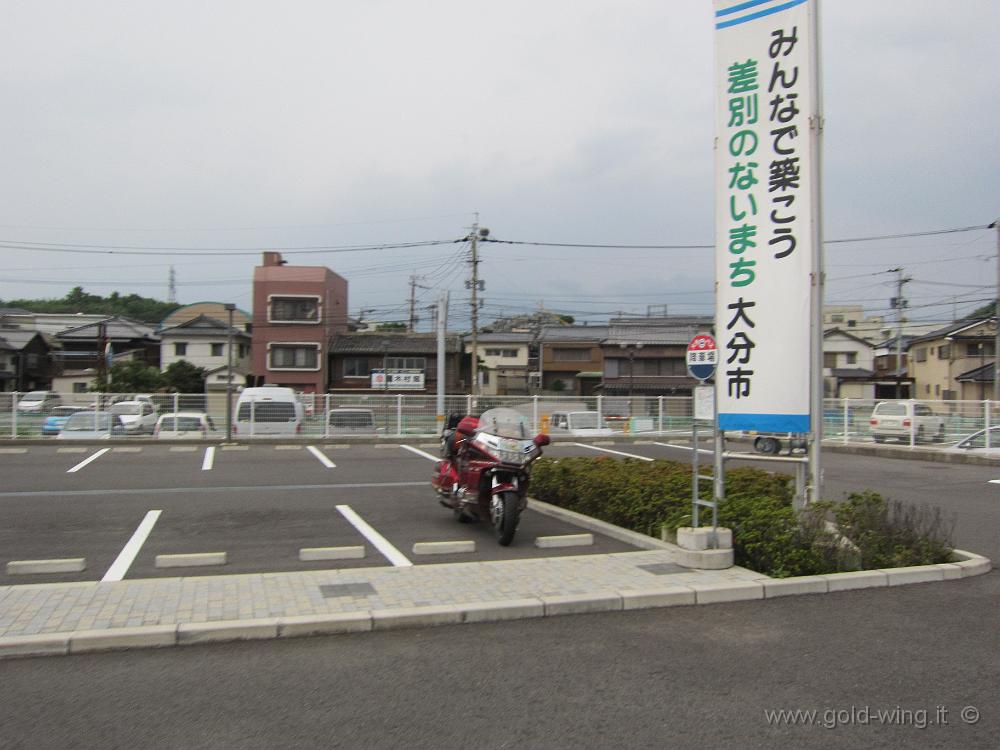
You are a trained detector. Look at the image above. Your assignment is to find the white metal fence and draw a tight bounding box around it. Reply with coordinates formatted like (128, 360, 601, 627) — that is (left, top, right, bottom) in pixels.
(0, 391, 996, 447)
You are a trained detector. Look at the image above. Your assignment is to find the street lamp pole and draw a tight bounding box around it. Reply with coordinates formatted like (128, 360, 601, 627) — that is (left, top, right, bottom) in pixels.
(225, 303, 235, 442)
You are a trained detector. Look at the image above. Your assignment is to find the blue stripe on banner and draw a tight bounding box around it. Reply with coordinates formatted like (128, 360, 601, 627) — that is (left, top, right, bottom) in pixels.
(718, 413, 811, 432)
(716, 0, 779, 18)
(716, 0, 808, 29)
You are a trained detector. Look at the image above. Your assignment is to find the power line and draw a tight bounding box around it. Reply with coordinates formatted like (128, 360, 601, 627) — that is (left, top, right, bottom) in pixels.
(0, 238, 462, 256)
(481, 223, 989, 250)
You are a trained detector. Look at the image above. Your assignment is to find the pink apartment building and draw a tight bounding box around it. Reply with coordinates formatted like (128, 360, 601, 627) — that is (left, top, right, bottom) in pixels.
(251, 252, 348, 393)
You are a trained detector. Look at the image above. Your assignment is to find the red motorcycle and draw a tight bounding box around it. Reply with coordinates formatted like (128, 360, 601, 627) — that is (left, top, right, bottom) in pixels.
(432, 407, 550, 546)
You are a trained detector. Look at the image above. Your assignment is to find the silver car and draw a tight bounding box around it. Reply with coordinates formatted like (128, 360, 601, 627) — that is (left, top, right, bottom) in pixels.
(56, 411, 125, 440)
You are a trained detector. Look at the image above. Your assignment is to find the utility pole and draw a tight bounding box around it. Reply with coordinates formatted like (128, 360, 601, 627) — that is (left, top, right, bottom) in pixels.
(991, 219, 1000, 401)
(466, 217, 488, 396)
(168, 266, 177, 304)
(889, 267, 911, 398)
(436, 291, 449, 433)
(224, 303, 236, 442)
(407, 275, 428, 332)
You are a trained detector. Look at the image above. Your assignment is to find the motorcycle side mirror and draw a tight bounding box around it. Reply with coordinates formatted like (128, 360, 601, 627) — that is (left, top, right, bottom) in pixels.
(533, 433, 551, 447)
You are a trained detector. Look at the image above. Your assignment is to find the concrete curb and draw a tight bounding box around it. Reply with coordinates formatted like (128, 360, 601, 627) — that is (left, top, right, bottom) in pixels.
(412, 541, 476, 556)
(6, 558, 87, 575)
(534, 533, 594, 549)
(0, 550, 991, 661)
(528, 498, 677, 552)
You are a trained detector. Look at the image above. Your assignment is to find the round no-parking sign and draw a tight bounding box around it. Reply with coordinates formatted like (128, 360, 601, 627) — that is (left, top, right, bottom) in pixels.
(686, 334, 718, 382)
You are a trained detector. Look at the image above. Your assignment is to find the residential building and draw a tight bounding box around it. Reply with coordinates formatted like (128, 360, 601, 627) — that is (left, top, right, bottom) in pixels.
(0, 337, 18, 391)
(599, 317, 713, 399)
(53, 316, 160, 375)
(464, 332, 533, 395)
(0, 328, 56, 391)
(872, 335, 913, 399)
(907, 317, 996, 400)
(158, 314, 252, 392)
(160, 302, 251, 331)
(0, 310, 110, 337)
(328, 332, 465, 393)
(251, 251, 348, 393)
(822, 328, 875, 398)
(537, 325, 608, 396)
(823, 304, 940, 343)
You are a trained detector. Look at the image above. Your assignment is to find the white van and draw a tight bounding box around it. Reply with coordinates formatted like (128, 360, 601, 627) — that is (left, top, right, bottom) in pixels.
(234, 387, 304, 436)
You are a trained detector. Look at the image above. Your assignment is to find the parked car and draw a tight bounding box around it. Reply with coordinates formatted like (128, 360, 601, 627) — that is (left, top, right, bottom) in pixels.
(547, 411, 614, 437)
(109, 400, 158, 435)
(17, 391, 62, 414)
(56, 411, 125, 440)
(745, 431, 807, 455)
(869, 400, 946, 443)
(154, 412, 216, 439)
(947, 426, 1000, 455)
(326, 407, 379, 435)
(41, 406, 87, 436)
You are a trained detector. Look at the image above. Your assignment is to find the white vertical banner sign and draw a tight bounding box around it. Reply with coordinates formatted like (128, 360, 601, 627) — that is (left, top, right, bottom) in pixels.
(714, 0, 818, 434)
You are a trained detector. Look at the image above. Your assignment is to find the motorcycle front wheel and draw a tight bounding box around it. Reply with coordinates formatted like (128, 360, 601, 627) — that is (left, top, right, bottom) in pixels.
(490, 491, 520, 546)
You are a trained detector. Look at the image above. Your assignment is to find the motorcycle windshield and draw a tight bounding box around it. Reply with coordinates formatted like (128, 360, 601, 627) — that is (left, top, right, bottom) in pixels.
(476, 408, 531, 439)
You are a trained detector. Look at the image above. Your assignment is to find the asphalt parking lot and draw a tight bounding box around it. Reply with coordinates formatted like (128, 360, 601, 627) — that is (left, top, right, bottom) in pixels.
(0, 441, 659, 587)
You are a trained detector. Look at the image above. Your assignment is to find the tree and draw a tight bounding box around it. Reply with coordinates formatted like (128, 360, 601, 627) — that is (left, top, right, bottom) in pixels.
(163, 360, 208, 393)
(0, 287, 180, 323)
(376, 322, 406, 331)
(964, 300, 997, 321)
(102, 359, 165, 393)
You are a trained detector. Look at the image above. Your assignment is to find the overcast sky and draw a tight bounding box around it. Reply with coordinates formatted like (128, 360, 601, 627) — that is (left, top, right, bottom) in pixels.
(1, 0, 997, 330)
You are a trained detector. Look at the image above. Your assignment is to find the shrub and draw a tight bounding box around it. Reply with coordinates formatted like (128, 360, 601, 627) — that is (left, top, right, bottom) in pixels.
(834, 491, 954, 568)
(530, 457, 954, 577)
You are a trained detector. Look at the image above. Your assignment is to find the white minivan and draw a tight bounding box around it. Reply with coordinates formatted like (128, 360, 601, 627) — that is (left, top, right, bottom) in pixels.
(234, 387, 304, 436)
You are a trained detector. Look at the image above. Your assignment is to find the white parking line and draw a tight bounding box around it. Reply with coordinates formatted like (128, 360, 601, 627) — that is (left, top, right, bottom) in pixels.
(307, 445, 337, 468)
(101, 510, 162, 582)
(400, 444, 439, 462)
(651, 441, 715, 456)
(571, 443, 654, 462)
(202, 446, 216, 471)
(336, 504, 412, 567)
(67, 448, 111, 473)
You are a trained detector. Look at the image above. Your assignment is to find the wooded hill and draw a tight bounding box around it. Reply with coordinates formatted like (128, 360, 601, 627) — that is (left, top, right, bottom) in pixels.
(0, 286, 180, 324)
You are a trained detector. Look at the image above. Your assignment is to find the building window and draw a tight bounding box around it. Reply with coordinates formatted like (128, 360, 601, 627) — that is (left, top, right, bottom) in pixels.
(552, 348, 591, 361)
(847, 320, 856, 328)
(965, 342, 993, 357)
(239, 344, 249, 358)
(268, 343, 320, 370)
(73, 382, 88, 393)
(343, 357, 370, 377)
(914, 348, 927, 362)
(174, 342, 187, 356)
(846, 352, 857, 365)
(211, 343, 224, 357)
(485, 348, 519, 357)
(934, 384, 940, 395)
(386, 357, 426, 370)
(831, 314, 844, 323)
(823, 353, 837, 368)
(269, 296, 320, 323)
(938, 345, 950, 359)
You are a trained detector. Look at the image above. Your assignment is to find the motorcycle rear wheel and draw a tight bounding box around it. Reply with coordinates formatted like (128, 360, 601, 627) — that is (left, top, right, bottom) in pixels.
(491, 491, 520, 546)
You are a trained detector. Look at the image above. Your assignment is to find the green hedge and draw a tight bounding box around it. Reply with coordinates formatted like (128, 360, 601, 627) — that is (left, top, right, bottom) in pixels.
(530, 457, 954, 578)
